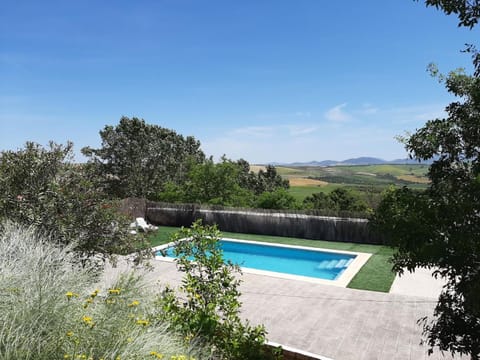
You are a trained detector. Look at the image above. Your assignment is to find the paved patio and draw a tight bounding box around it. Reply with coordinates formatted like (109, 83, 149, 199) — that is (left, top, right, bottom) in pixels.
(103, 259, 457, 360)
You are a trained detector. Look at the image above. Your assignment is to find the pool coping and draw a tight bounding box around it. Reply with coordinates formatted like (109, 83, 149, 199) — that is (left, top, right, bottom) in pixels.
(152, 238, 372, 288)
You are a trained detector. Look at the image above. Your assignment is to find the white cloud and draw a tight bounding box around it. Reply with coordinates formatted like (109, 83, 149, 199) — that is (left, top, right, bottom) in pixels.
(324, 103, 352, 122)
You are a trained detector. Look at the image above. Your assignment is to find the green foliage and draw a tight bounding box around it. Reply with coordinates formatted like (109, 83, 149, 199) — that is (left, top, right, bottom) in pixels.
(419, 0, 480, 28)
(156, 157, 289, 208)
(254, 165, 289, 194)
(255, 188, 299, 210)
(302, 192, 334, 210)
(372, 68, 480, 357)
(304, 188, 369, 214)
(156, 221, 275, 360)
(0, 222, 202, 360)
(82, 117, 205, 199)
(0, 142, 145, 261)
(156, 181, 186, 203)
(182, 157, 254, 207)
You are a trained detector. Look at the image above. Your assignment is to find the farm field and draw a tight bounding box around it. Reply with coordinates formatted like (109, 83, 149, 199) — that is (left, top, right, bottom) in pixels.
(275, 164, 430, 202)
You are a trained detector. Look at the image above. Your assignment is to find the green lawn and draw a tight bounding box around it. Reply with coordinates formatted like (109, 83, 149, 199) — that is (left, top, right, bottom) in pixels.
(288, 184, 341, 201)
(149, 226, 396, 293)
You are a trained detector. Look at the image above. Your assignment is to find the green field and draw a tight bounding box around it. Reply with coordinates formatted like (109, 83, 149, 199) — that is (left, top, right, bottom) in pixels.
(278, 164, 429, 202)
(149, 226, 396, 293)
(289, 184, 341, 201)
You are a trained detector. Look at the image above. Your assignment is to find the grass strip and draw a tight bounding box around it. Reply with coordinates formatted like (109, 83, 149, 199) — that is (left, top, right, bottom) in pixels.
(149, 226, 396, 293)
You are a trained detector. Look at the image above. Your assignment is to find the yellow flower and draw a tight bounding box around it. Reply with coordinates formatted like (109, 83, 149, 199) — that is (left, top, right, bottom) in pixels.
(65, 291, 79, 299)
(136, 319, 149, 326)
(108, 288, 121, 295)
(150, 351, 164, 358)
(81, 315, 94, 327)
(90, 289, 99, 298)
(64, 355, 71, 359)
(66, 331, 74, 337)
(128, 300, 140, 307)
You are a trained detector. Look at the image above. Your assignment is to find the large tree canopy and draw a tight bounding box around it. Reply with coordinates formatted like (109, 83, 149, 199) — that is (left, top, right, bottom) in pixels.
(157, 157, 292, 209)
(373, 59, 480, 359)
(373, 2, 480, 357)
(0, 142, 144, 261)
(82, 117, 205, 199)
(374, 68, 480, 358)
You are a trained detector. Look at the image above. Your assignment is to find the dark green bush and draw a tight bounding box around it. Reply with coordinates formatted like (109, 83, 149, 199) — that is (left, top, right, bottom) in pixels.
(0, 141, 149, 262)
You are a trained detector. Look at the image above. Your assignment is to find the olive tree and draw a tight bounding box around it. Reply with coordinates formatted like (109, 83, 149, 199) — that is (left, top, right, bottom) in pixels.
(82, 117, 205, 199)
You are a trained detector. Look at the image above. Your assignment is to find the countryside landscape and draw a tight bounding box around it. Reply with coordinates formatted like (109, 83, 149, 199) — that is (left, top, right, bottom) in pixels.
(273, 163, 429, 200)
(2, 1, 480, 360)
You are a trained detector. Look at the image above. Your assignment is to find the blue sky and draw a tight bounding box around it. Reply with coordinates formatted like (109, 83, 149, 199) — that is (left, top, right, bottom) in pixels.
(1, 0, 478, 163)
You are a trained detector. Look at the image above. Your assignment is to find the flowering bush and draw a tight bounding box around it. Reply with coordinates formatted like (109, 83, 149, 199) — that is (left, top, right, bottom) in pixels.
(0, 222, 203, 360)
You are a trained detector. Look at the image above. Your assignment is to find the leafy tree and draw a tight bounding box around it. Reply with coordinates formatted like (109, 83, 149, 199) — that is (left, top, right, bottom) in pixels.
(156, 221, 275, 360)
(255, 188, 299, 210)
(181, 157, 255, 207)
(236, 158, 262, 193)
(419, 0, 480, 28)
(82, 117, 205, 199)
(303, 192, 335, 210)
(419, 1, 480, 73)
(304, 188, 369, 214)
(329, 188, 369, 212)
(255, 165, 290, 194)
(235, 161, 289, 195)
(372, 2, 480, 358)
(0, 142, 147, 262)
(156, 157, 290, 208)
(373, 70, 480, 359)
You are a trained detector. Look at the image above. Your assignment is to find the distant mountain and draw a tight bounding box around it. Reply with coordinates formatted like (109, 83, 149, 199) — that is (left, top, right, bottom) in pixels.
(288, 160, 339, 167)
(340, 157, 387, 165)
(267, 157, 433, 167)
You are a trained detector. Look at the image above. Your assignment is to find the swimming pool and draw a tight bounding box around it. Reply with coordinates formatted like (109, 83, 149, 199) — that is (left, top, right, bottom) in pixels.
(155, 238, 370, 285)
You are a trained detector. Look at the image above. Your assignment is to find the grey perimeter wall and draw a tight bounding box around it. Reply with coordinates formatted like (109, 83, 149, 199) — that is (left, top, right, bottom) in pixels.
(145, 202, 383, 245)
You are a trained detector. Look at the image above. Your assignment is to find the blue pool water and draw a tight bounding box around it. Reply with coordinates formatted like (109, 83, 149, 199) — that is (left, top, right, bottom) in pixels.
(160, 239, 356, 281)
